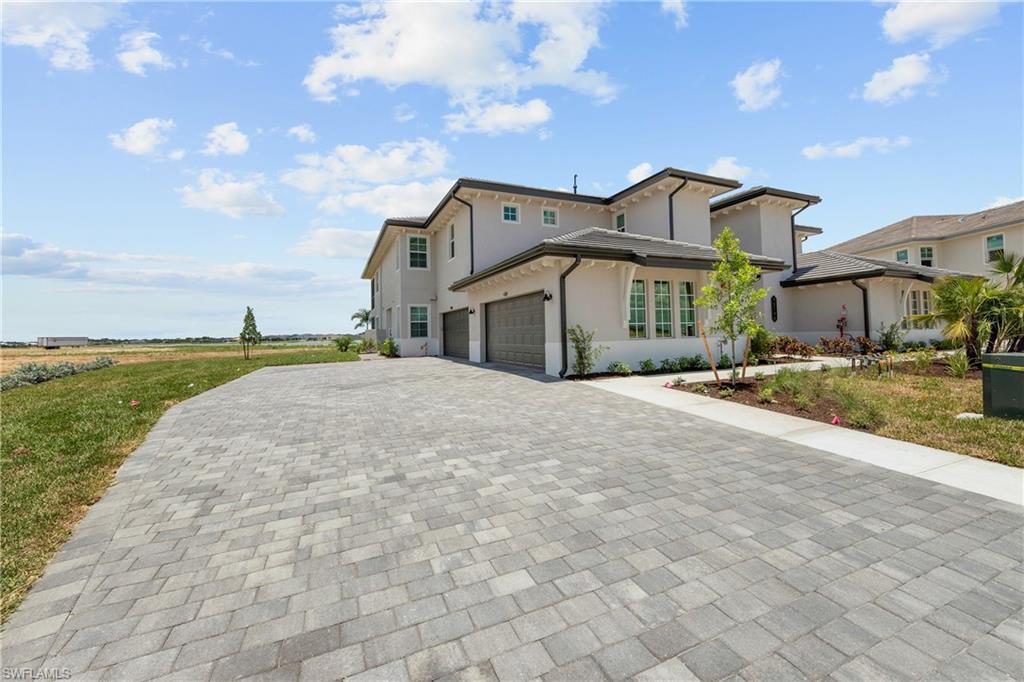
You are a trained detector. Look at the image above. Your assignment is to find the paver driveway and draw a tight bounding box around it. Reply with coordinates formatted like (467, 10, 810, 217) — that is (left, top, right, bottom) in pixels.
(4, 358, 1022, 681)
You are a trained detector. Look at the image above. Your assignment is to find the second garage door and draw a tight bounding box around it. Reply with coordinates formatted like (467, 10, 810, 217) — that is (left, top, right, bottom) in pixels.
(485, 292, 545, 368)
(442, 309, 469, 359)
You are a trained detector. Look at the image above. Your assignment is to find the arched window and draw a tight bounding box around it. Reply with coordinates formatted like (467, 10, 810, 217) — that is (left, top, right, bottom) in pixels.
(771, 295, 778, 323)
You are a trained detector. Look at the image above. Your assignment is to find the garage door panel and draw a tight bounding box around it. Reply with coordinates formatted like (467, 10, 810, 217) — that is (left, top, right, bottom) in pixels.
(486, 292, 545, 368)
(443, 309, 469, 359)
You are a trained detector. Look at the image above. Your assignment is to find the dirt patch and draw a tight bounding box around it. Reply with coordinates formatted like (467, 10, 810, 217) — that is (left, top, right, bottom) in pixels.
(677, 378, 863, 429)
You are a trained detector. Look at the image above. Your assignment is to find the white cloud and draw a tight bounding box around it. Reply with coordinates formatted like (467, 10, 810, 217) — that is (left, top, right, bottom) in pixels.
(1, 2, 121, 71)
(2, 233, 190, 278)
(303, 2, 615, 134)
(627, 162, 654, 184)
(318, 178, 454, 218)
(198, 38, 259, 66)
(287, 124, 317, 144)
(291, 228, 379, 259)
(108, 118, 175, 156)
(988, 196, 1024, 209)
(862, 52, 946, 104)
(178, 169, 284, 219)
(117, 31, 174, 76)
(168, 148, 186, 161)
(281, 138, 450, 194)
(661, 0, 687, 29)
(730, 58, 782, 112)
(705, 156, 751, 181)
(882, 1, 1000, 49)
(201, 122, 250, 156)
(444, 99, 552, 135)
(802, 136, 911, 160)
(394, 104, 416, 123)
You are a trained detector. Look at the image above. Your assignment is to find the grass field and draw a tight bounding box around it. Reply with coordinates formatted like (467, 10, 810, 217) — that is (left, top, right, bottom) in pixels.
(1, 342, 335, 373)
(1, 348, 359, 621)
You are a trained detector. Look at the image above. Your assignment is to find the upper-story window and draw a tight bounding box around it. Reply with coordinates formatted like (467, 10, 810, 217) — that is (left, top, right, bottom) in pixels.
(919, 246, 934, 267)
(615, 212, 626, 232)
(448, 224, 456, 260)
(502, 203, 520, 224)
(986, 234, 1004, 262)
(542, 208, 559, 227)
(409, 235, 428, 269)
(895, 249, 909, 263)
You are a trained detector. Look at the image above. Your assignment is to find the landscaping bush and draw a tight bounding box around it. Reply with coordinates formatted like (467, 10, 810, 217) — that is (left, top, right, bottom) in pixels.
(358, 337, 377, 353)
(929, 338, 958, 350)
(639, 359, 656, 373)
(908, 348, 937, 373)
(876, 322, 906, 352)
(748, 326, 775, 361)
(902, 340, 928, 351)
(1, 357, 118, 391)
(607, 361, 632, 376)
(855, 336, 878, 354)
(757, 387, 775, 403)
(754, 371, 766, 381)
(334, 336, 353, 352)
(717, 354, 732, 370)
(946, 349, 970, 379)
(770, 335, 816, 358)
(660, 358, 680, 373)
(818, 336, 857, 356)
(567, 324, 606, 376)
(379, 337, 400, 358)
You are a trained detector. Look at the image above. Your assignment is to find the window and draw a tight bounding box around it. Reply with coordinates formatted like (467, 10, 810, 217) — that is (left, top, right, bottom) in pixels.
(679, 281, 697, 337)
(370, 278, 375, 310)
(654, 281, 672, 338)
(448, 224, 456, 260)
(615, 212, 626, 232)
(902, 289, 934, 329)
(408, 236, 428, 269)
(628, 280, 647, 338)
(770, 295, 778, 323)
(409, 306, 428, 338)
(542, 208, 559, 227)
(919, 246, 934, 267)
(502, 203, 520, 224)
(986, 234, 1004, 262)
(895, 249, 909, 263)
(920, 290, 933, 329)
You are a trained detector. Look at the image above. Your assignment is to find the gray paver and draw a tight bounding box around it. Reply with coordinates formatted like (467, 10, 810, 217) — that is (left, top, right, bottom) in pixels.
(5, 359, 1021, 681)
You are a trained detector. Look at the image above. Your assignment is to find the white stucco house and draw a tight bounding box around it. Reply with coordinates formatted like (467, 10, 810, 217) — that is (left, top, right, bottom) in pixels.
(361, 167, 983, 376)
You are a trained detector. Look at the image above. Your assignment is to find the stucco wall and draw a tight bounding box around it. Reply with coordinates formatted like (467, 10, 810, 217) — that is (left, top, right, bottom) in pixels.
(858, 224, 1023, 280)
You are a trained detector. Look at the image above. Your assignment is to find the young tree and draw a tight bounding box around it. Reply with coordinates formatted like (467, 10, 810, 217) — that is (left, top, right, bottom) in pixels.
(240, 306, 262, 360)
(696, 227, 766, 386)
(351, 308, 372, 331)
(914, 277, 992, 367)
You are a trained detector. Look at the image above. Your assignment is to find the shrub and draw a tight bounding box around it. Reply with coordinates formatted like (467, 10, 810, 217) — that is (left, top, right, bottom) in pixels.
(607, 361, 632, 376)
(719, 387, 735, 398)
(1, 357, 118, 391)
(818, 336, 856, 356)
(792, 394, 813, 411)
(758, 387, 775, 403)
(696, 383, 710, 395)
(567, 325, 607, 376)
(834, 383, 884, 429)
(946, 349, 970, 378)
(672, 376, 686, 387)
(660, 358, 680, 373)
(379, 337, 400, 358)
(855, 336, 878, 354)
(358, 337, 377, 353)
(770, 335, 816, 358)
(754, 371, 766, 381)
(639, 359, 656, 373)
(717, 354, 732, 370)
(930, 338, 958, 351)
(688, 354, 711, 371)
(748, 326, 775, 360)
(908, 348, 937, 373)
(876, 322, 906, 352)
(902, 340, 928, 351)
(334, 336, 353, 352)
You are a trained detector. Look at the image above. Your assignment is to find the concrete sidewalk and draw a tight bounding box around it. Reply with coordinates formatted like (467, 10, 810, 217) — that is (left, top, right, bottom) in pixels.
(588, 369, 1024, 506)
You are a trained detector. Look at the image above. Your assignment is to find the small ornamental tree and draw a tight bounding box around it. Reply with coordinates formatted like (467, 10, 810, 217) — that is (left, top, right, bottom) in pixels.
(696, 227, 766, 386)
(240, 306, 262, 359)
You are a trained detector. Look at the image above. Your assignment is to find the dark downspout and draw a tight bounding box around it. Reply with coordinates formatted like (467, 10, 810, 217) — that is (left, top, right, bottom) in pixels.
(789, 202, 811, 271)
(453, 195, 475, 274)
(559, 255, 583, 378)
(668, 178, 688, 240)
(852, 280, 870, 338)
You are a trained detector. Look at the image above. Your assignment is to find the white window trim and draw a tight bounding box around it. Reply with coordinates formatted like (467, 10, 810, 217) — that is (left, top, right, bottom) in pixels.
(407, 234, 430, 271)
(408, 303, 431, 339)
(615, 211, 627, 232)
(448, 224, 456, 261)
(895, 248, 909, 264)
(541, 207, 559, 228)
(984, 232, 1005, 262)
(501, 202, 521, 224)
(918, 245, 935, 266)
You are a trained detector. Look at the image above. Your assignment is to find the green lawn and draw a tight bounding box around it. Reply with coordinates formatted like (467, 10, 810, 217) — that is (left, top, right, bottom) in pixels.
(1, 349, 358, 621)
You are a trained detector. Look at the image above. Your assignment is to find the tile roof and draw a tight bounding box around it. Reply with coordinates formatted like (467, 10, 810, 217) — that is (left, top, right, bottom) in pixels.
(783, 250, 980, 286)
(829, 200, 1024, 254)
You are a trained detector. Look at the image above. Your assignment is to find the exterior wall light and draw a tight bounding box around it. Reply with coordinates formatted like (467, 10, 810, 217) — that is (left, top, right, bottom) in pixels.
(543, 290, 553, 301)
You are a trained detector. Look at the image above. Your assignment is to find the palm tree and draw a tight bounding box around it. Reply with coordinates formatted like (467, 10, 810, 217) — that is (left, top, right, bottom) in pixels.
(351, 308, 371, 332)
(913, 277, 993, 367)
(990, 251, 1024, 289)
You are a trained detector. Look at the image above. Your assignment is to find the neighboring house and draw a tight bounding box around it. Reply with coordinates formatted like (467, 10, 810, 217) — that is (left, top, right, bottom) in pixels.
(360, 168, 976, 376)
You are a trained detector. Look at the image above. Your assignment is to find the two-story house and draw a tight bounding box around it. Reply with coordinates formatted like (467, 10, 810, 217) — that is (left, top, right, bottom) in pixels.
(361, 167, 977, 376)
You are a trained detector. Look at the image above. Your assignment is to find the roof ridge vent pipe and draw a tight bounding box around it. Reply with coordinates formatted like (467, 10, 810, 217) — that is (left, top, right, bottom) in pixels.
(452, 195, 475, 274)
(559, 255, 583, 378)
(668, 177, 688, 241)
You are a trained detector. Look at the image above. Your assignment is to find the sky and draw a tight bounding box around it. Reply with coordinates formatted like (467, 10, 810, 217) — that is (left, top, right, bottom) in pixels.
(3, 1, 1021, 340)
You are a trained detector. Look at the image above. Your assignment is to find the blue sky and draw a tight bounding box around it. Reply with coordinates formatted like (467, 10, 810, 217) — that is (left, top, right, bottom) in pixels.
(3, 1, 1021, 340)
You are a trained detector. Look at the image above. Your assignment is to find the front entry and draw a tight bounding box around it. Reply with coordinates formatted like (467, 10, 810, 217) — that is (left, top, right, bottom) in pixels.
(485, 292, 545, 368)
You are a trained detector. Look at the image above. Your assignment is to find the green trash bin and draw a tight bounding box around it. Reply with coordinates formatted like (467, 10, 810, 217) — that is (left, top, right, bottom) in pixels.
(982, 353, 1024, 420)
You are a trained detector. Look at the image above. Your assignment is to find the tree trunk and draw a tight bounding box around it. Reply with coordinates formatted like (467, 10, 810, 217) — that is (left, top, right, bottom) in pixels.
(730, 339, 737, 387)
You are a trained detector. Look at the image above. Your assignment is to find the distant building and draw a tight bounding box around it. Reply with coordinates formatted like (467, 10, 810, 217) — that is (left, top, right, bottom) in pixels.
(37, 337, 88, 349)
